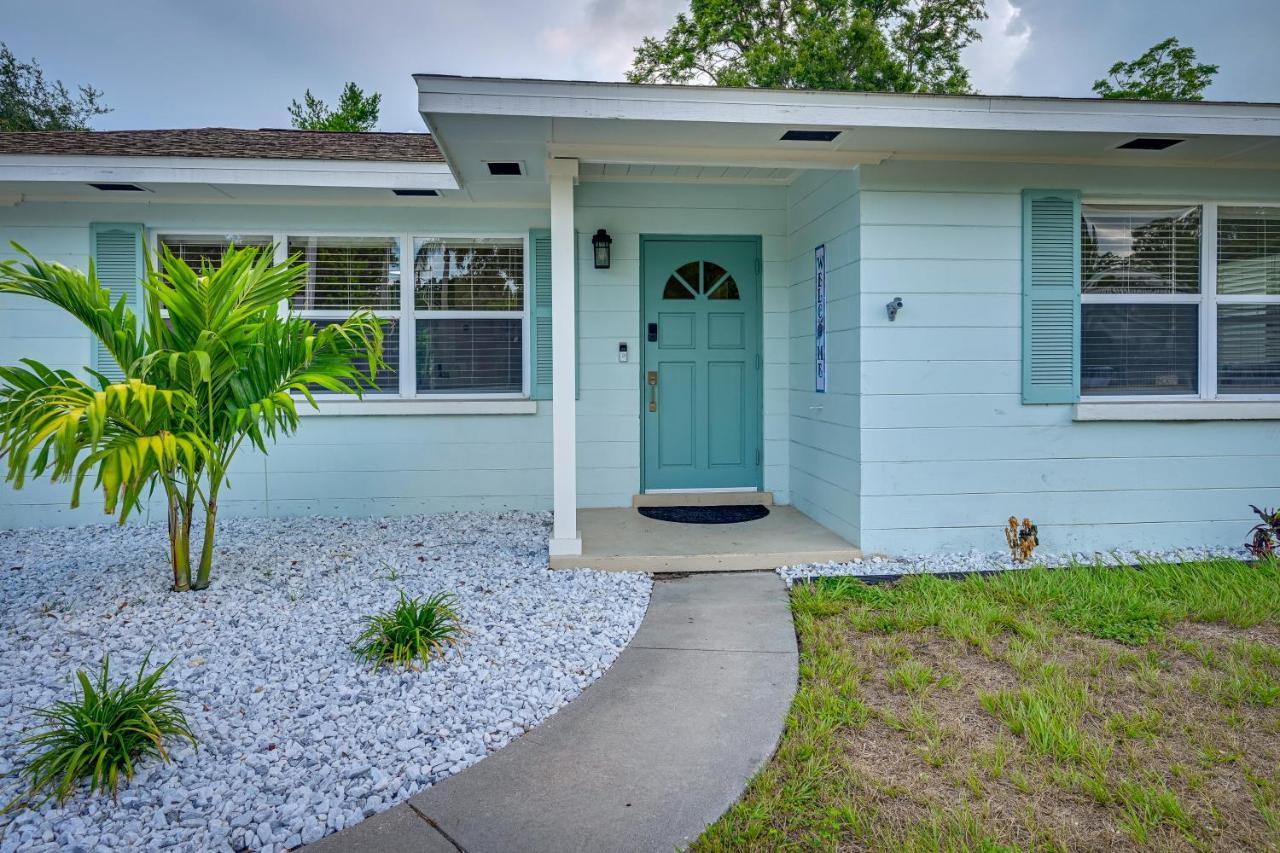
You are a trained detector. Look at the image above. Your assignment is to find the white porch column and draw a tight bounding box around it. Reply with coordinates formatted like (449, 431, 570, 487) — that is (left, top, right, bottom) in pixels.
(547, 157, 582, 557)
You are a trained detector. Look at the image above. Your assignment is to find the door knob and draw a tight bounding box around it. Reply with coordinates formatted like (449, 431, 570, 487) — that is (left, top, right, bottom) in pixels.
(647, 371, 658, 412)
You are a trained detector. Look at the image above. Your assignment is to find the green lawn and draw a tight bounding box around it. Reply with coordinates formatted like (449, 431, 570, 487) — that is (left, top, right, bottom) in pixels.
(697, 559, 1280, 852)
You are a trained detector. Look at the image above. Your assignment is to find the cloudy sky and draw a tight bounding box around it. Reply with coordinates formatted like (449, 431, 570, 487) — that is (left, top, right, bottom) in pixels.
(6, 0, 1276, 132)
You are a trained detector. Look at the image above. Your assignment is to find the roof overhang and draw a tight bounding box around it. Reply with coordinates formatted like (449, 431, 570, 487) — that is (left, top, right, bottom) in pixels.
(0, 154, 459, 191)
(416, 75, 1280, 193)
(418, 75, 1280, 138)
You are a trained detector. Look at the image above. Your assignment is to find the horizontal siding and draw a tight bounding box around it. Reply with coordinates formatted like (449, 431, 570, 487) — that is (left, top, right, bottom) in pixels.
(786, 169, 860, 543)
(857, 163, 1280, 553)
(575, 181, 790, 503)
(0, 202, 554, 528)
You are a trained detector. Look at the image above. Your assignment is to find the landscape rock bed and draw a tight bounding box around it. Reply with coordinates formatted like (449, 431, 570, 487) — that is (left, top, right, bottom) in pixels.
(779, 545, 1253, 587)
(0, 512, 651, 852)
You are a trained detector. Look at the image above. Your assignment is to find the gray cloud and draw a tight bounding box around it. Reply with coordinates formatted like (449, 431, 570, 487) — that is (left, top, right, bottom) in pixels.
(2, 0, 1272, 133)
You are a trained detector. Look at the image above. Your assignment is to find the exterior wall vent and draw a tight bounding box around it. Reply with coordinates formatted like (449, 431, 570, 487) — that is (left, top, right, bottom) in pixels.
(485, 161, 525, 176)
(1116, 137, 1185, 150)
(780, 129, 842, 142)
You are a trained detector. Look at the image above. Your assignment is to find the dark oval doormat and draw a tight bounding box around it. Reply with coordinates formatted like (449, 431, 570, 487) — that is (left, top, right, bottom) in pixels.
(638, 504, 770, 524)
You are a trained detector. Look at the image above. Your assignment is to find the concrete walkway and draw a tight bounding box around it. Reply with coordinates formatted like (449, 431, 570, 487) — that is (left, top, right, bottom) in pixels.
(310, 572, 797, 853)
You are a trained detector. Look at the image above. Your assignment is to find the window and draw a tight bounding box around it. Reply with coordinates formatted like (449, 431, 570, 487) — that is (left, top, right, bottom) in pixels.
(1080, 203, 1280, 399)
(280, 235, 526, 399)
(149, 232, 528, 401)
(412, 238, 524, 395)
(1217, 207, 1280, 394)
(157, 233, 273, 269)
(287, 236, 402, 395)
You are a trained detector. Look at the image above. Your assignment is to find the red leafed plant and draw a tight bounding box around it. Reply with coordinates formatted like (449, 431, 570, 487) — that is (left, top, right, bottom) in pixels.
(1246, 505, 1280, 559)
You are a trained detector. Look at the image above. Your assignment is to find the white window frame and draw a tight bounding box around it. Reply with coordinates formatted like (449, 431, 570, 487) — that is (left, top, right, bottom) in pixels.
(148, 229, 531, 403)
(407, 234, 530, 400)
(1080, 199, 1280, 403)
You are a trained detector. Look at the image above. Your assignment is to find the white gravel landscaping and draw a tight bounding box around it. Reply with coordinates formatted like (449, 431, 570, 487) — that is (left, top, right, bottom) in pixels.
(778, 545, 1254, 587)
(0, 511, 651, 852)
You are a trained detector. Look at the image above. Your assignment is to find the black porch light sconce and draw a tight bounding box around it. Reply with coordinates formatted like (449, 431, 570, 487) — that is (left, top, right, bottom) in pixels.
(592, 228, 613, 269)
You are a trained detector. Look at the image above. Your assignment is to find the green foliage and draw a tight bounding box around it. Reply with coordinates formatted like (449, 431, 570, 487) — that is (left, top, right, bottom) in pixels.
(7, 655, 194, 809)
(1114, 777, 1194, 844)
(1092, 36, 1218, 101)
(353, 591, 467, 671)
(0, 43, 110, 131)
(628, 0, 987, 94)
(810, 557, 1280, 646)
(0, 245, 385, 592)
(288, 82, 381, 132)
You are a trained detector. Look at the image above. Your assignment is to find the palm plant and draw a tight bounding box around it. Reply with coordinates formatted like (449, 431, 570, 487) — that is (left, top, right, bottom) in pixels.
(0, 244, 383, 591)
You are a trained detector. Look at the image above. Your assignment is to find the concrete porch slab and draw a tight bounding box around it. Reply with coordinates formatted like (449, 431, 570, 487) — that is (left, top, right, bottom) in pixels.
(550, 505, 861, 572)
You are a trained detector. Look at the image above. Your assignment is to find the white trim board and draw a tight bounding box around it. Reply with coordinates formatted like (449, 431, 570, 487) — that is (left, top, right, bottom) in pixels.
(1074, 402, 1280, 421)
(0, 154, 459, 190)
(417, 75, 1280, 137)
(297, 399, 537, 417)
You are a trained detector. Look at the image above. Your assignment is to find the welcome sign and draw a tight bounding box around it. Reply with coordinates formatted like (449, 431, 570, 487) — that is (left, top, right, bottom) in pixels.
(815, 244, 827, 393)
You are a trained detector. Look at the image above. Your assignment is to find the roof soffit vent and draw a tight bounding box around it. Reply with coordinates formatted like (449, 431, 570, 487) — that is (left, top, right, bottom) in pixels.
(485, 161, 525, 176)
(88, 182, 147, 192)
(1116, 137, 1186, 151)
(780, 129, 842, 142)
(392, 188, 439, 197)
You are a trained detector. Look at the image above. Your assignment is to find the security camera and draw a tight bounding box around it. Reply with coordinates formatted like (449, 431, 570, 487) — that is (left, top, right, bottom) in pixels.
(886, 297, 904, 321)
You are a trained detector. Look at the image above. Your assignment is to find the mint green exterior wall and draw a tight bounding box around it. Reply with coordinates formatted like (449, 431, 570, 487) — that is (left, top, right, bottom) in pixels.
(786, 169, 861, 544)
(0, 201, 553, 528)
(573, 181, 790, 507)
(4, 164, 1278, 553)
(856, 160, 1280, 553)
(0, 184, 795, 528)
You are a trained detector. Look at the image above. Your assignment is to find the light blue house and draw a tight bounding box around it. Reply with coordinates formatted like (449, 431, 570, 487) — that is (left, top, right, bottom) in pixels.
(1, 76, 1278, 557)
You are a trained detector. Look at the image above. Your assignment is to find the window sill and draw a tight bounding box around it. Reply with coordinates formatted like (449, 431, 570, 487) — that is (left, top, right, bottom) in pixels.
(1074, 401, 1280, 422)
(297, 398, 538, 417)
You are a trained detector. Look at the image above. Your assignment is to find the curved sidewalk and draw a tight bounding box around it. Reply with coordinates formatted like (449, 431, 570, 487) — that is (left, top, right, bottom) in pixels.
(311, 572, 797, 853)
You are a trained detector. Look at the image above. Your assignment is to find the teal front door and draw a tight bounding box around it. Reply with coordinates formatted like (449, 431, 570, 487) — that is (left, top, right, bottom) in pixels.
(641, 237, 762, 491)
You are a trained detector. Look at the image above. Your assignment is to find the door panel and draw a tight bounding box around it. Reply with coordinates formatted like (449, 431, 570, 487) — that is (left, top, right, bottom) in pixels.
(707, 361, 746, 467)
(642, 238, 761, 491)
(657, 361, 696, 468)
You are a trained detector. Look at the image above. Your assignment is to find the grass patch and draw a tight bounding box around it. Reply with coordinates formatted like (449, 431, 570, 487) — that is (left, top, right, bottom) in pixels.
(696, 558, 1280, 851)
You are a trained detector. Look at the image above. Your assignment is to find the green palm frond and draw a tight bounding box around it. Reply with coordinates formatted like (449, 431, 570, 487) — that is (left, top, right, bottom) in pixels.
(0, 363, 205, 518)
(0, 244, 145, 376)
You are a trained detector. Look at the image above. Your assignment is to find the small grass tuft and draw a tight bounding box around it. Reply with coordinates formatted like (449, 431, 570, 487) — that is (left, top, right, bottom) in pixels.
(887, 659, 938, 695)
(7, 654, 194, 809)
(353, 591, 467, 671)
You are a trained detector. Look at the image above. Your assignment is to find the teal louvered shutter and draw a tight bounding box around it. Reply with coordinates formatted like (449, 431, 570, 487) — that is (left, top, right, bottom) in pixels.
(90, 223, 144, 382)
(530, 229, 553, 399)
(1021, 190, 1081, 404)
(528, 228, 579, 400)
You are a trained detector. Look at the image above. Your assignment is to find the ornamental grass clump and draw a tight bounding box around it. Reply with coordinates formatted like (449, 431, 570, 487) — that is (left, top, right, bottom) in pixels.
(353, 591, 467, 671)
(6, 654, 194, 810)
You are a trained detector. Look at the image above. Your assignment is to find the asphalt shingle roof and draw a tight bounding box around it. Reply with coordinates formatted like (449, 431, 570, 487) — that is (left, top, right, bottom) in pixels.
(0, 128, 443, 163)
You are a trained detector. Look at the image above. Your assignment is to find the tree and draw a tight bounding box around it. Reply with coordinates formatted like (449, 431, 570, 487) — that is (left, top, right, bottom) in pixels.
(1092, 37, 1218, 101)
(628, 0, 988, 94)
(0, 43, 110, 131)
(288, 82, 381, 131)
(0, 246, 384, 591)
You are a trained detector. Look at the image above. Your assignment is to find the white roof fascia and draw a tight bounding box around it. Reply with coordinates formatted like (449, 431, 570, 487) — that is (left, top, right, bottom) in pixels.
(0, 154, 460, 190)
(416, 75, 1280, 138)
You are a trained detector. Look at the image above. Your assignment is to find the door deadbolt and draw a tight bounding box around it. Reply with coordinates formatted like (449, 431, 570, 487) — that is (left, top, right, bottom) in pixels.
(647, 371, 658, 412)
